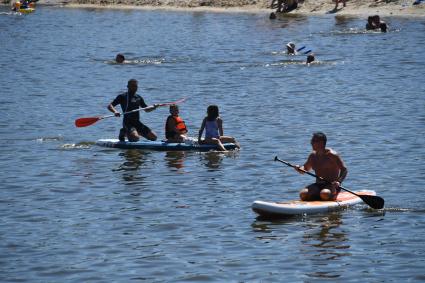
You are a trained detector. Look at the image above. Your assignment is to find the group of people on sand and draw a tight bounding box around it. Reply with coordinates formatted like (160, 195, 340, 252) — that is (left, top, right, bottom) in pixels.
(269, 0, 389, 33)
(107, 79, 239, 152)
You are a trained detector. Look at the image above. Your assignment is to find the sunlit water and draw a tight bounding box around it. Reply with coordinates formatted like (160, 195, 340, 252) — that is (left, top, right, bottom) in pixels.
(1, 7, 424, 282)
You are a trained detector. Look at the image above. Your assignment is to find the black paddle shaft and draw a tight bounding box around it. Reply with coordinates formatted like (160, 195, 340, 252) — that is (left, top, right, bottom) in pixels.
(274, 156, 385, 209)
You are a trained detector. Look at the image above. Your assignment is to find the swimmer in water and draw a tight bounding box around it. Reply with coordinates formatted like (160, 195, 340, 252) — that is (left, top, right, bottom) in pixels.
(286, 42, 296, 55)
(306, 54, 315, 65)
(115, 53, 125, 64)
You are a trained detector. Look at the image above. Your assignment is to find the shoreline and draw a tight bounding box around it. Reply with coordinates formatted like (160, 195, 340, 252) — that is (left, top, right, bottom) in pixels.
(3, 0, 425, 17)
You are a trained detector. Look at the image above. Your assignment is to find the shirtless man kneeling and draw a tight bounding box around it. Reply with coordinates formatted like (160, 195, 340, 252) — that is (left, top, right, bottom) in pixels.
(295, 132, 348, 201)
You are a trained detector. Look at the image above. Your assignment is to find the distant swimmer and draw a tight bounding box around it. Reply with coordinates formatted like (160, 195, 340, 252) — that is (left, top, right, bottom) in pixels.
(286, 42, 296, 55)
(115, 53, 125, 63)
(366, 15, 388, 33)
(306, 54, 315, 65)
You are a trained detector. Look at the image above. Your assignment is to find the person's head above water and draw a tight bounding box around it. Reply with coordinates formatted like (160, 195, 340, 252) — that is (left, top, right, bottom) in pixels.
(115, 53, 125, 63)
(286, 42, 296, 54)
(372, 15, 380, 24)
(367, 16, 373, 25)
(306, 54, 315, 64)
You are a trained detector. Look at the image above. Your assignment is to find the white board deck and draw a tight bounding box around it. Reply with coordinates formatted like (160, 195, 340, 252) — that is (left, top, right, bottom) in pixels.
(252, 190, 376, 217)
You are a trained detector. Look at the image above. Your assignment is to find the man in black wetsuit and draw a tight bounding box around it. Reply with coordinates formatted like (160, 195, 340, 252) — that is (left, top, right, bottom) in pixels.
(108, 79, 158, 142)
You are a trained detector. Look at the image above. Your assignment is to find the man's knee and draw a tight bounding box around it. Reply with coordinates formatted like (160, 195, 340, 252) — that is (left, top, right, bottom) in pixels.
(128, 131, 140, 142)
(300, 188, 309, 201)
(320, 189, 334, 201)
(146, 132, 157, 141)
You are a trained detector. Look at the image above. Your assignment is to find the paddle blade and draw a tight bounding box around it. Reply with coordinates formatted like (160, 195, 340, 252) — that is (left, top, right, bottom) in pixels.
(158, 97, 187, 107)
(360, 194, 385, 209)
(75, 117, 101, 127)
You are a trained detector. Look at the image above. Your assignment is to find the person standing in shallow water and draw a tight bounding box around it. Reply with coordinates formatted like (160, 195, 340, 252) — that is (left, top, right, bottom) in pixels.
(366, 15, 388, 33)
(108, 79, 158, 142)
(295, 132, 348, 201)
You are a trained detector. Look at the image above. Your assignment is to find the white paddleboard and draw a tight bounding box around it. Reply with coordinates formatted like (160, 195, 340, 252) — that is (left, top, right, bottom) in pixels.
(252, 190, 376, 217)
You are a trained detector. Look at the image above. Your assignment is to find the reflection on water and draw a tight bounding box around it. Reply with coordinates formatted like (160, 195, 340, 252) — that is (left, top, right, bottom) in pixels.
(165, 151, 187, 171)
(199, 150, 239, 170)
(200, 151, 224, 170)
(115, 149, 150, 184)
(252, 213, 349, 279)
(302, 213, 349, 279)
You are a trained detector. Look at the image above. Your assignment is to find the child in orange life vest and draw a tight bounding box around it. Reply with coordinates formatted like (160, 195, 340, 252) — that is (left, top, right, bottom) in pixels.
(198, 105, 240, 151)
(165, 104, 188, 143)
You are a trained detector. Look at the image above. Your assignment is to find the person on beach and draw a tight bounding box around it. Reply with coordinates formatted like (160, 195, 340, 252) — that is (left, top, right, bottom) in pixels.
(108, 79, 159, 142)
(271, 0, 298, 13)
(294, 132, 348, 201)
(198, 105, 240, 151)
(286, 42, 296, 55)
(366, 15, 388, 32)
(115, 53, 125, 63)
(306, 54, 315, 65)
(333, 0, 346, 11)
(165, 104, 188, 143)
(283, 0, 298, 12)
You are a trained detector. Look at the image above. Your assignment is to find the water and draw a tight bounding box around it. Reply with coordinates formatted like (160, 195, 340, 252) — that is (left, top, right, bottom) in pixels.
(1, 6, 424, 282)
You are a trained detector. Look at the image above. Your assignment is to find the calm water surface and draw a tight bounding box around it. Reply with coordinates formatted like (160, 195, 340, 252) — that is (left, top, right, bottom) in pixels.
(1, 6, 424, 282)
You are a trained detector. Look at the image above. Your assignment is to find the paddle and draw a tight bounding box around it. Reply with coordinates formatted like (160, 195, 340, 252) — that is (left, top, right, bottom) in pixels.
(274, 156, 385, 209)
(296, 46, 306, 52)
(303, 49, 312, 54)
(75, 97, 186, 128)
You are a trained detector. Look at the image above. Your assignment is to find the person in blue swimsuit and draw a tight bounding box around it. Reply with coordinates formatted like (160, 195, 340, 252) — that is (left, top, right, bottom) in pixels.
(108, 79, 158, 142)
(198, 105, 239, 151)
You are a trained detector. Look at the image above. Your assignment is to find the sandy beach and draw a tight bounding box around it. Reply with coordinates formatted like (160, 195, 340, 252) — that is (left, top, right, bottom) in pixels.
(25, 0, 425, 17)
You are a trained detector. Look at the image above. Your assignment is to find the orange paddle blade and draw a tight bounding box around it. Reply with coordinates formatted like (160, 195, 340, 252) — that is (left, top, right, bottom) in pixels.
(75, 117, 102, 127)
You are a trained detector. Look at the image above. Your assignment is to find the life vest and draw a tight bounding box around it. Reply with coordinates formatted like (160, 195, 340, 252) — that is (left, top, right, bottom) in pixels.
(165, 115, 187, 139)
(174, 116, 187, 133)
